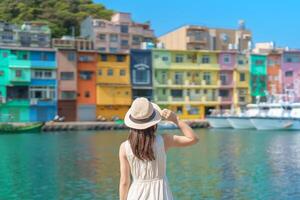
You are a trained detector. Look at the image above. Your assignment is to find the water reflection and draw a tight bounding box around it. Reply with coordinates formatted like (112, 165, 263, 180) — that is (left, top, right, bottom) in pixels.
(0, 129, 300, 199)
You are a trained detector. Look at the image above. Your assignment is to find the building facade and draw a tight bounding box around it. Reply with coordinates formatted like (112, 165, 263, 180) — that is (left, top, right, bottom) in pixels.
(77, 51, 97, 121)
(96, 53, 131, 120)
(250, 54, 267, 102)
(0, 21, 51, 48)
(130, 49, 153, 100)
(267, 51, 282, 95)
(80, 12, 155, 53)
(158, 22, 251, 51)
(282, 51, 300, 101)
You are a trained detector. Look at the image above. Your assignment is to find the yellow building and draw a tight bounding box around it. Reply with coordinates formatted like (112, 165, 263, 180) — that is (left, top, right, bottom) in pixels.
(96, 53, 132, 120)
(153, 49, 222, 119)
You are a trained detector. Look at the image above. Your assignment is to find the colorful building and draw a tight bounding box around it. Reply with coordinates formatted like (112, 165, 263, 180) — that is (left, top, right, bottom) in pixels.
(250, 54, 267, 102)
(282, 51, 300, 101)
(80, 12, 155, 53)
(77, 51, 97, 121)
(153, 49, 224, 119)
(158, 21, 251, 51)
(29, 48, 57, 122)
(130, 49, 153, 100)
(96, 52, 131, 120)
(267, 51, 282, 95)
(234, 53, 251, 109)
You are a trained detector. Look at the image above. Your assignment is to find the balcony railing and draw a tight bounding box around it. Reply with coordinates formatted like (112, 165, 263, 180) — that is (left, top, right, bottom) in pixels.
(9, 60, 31, 68)
(31, 60, 56, 68)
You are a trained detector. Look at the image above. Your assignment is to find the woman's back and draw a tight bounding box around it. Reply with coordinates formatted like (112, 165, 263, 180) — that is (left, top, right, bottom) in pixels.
(125, 135, 173, 200)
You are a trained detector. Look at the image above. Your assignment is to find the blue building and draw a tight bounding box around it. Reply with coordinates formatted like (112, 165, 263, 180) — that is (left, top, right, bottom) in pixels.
(29, 49, 57, 122)
(130, 49, 153, 100)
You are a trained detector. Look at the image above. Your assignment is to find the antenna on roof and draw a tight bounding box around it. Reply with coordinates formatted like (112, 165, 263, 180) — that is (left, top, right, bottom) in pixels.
(238, 20, 245, 30)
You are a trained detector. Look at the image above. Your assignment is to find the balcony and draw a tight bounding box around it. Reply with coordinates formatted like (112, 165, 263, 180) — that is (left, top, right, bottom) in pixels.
(52, 39, 75, 49)
(219, 80, 234, 88)
(30, 99, 57, 106)
(31, 60, 56, 68)
(6, 99, 30, 106)
(219, 96, 233, 104)
(9, 60, 31, 68)
(187, 36, 207, 44)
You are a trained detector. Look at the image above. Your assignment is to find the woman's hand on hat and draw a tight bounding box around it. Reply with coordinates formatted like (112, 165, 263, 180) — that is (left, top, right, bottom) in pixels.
(161, 109, 179, 125)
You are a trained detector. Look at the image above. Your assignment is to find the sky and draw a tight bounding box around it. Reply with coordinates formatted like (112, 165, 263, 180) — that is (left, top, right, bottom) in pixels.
(95, 0, 300, 48)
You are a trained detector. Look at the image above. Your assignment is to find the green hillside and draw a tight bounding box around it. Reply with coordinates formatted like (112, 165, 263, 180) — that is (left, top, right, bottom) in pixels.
(0, 0, 113, 38)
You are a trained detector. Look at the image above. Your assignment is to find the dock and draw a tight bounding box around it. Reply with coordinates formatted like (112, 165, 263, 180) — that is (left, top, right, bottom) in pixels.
(42, 120, 209, 132)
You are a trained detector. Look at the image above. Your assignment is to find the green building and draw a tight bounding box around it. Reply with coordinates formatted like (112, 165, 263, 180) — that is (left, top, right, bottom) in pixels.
(250, 54, 267, 102)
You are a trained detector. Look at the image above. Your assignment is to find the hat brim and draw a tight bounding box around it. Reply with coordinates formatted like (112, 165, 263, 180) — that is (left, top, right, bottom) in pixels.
(124, 103, 162, 130)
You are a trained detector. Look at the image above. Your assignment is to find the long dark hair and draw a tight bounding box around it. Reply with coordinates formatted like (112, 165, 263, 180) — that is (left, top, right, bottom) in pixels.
(128, 125, 157, 161)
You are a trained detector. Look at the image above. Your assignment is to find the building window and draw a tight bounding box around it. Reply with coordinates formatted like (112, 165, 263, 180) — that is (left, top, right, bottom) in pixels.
(120, 25, 129, 33)
(240, 73, 245, 81)
(84, 91, 90, 98)
(202, 55, 210, 64)
(121, 40, 129, 47)
(285, 71, 293, 77)
(61, 72, 74, 80)
(61, 91, 76, 100)
(98, 69, 102, 76)
(174, 72, 183, 85)
(162, 89, 166, 95)
(285, 54, 300, 63)
(15, 70, 22, 77)
(99, 47, 106, 52)
(171, 90, 183, 98)
(255, 60, 264, 65)
(188, 107, 199, 115)
(238, 60, 244, 65)
(32, 70, 55, 79)
(110, 34, 118, 42)
(29, 86, 55, 100)
(79, 71, 93, 80)
(41, 52, 49, 61)
(132, 35, 141, 45)
(176, 106, 183, 114)
(203, 72, 211, 84)
(223, 54, 231, 64)
(220, 73, 228, 85)
(109, 48, 118, 53)
(0, 70, 4, 76)
(162, 56, 169, 62)
(79, 55, 93, 62)
(100, 54, 107, 61)
(98, 34, 106, 41)
(67, 52, 75, 61)
(107, 69, 113, 76)
(175, 55, 184, 63)
(116, 55, 125, 62)
(120, 69, 126, 76)
(219, 90, 229, 97)
(133, 67, 150, 84)
(195, 89, 200, 94)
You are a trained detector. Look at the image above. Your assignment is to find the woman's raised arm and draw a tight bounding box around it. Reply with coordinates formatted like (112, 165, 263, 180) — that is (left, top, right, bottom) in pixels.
(161, 109, 199, 151)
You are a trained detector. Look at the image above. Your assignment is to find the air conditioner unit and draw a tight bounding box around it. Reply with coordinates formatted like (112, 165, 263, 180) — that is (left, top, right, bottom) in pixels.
(30, 99, 38, 105)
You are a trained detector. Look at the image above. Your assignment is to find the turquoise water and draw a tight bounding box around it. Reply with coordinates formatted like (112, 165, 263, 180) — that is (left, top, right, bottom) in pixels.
(0, 129, 300, 199)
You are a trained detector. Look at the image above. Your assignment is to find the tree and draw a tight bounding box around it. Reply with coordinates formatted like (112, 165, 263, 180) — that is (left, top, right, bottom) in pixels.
(0, 0, 113, 38)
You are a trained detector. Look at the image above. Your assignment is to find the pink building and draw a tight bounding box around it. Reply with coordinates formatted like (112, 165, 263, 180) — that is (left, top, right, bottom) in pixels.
(80, 12, 155, 53)
(282, 51, 300, 100)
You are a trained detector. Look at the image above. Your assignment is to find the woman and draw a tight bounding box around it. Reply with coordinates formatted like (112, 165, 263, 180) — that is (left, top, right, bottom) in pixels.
(119, 97, 199, 200)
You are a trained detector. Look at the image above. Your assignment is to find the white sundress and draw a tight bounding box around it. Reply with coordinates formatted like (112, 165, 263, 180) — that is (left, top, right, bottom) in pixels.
(125, 134, 173, 200)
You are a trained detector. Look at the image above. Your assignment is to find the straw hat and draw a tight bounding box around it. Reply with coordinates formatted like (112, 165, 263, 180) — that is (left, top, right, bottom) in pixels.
(124, 97, 162, 130)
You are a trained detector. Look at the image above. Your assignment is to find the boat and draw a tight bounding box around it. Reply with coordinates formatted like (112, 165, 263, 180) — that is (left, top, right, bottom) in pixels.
(227, 104, 258, 129)
(206, 110, 232, 128)
(0, 122, 44, 133)
(250, 103, 298, 130)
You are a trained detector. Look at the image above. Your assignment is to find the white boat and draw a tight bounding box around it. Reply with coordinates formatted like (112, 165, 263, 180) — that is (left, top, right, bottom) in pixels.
(158, 121, 177, 130)
(206, 116, 232, 128)
(206, 109, 232, 128)
(227, 104, 258, 129)
(250, 103, 300, 130)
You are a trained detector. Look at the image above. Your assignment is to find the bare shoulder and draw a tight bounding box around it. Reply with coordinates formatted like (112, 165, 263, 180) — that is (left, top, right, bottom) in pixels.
(119, 141, 127, 155)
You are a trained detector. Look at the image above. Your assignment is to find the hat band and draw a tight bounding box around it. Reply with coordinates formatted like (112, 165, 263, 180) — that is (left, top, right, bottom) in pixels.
(129, 111, 156, 124)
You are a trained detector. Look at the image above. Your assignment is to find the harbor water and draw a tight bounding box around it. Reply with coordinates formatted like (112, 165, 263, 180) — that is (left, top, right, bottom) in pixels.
(1, 129, 300, 199)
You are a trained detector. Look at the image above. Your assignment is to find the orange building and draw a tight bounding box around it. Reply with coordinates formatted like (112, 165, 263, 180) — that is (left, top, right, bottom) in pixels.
(267, 51, 282, 95)
(77, 50, 97, 121)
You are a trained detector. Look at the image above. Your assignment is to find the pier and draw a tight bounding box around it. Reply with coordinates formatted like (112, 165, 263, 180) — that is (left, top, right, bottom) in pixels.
(42, 120, 209, 132)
